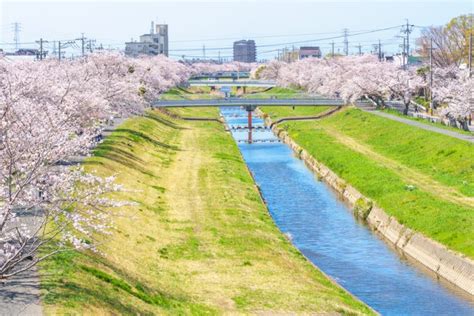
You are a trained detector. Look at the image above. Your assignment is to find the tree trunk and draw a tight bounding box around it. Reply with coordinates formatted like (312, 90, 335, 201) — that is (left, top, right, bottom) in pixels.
(403, 102, 410, 115)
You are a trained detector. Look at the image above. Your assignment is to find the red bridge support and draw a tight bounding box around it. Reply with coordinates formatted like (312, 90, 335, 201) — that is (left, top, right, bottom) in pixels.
(248, 110, 252, 144)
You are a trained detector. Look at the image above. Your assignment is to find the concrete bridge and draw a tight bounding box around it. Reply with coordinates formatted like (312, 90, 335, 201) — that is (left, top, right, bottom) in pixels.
(187, 80, 277, 88)
(153, 98, 370, 108)
(153, 97, 371, 144)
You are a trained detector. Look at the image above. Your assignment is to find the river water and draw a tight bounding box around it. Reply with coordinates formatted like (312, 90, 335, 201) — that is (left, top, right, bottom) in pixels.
(221, 107, 474, 315)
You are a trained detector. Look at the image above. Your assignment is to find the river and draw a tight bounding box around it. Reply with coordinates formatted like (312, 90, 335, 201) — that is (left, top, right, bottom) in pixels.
(221, 106, 474, 315)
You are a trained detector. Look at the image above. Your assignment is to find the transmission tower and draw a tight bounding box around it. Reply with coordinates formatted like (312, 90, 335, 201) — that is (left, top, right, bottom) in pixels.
(11, 22, 21, 50)
(342, 28, 349, 56)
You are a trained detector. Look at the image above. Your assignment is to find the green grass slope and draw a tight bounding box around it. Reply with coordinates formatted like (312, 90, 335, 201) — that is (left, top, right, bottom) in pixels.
(39, 108, 372, 315)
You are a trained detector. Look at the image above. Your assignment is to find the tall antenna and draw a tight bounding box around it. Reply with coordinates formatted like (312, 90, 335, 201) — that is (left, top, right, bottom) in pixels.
(12, 22, 21, 50)
(343, 28, 349, 56)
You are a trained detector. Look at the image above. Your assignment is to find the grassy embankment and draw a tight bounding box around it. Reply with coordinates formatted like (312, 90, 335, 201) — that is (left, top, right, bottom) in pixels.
(242, 87, 308, 99)
(39, 108, 372, 314)
(160, 87, 222, 100)
(261, 106, 474, 258)
(261, 105, 332, 119)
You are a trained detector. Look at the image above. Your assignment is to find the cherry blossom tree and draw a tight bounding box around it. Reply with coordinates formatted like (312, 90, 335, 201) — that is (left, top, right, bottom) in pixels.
(385, 66, 426, 114)
(0, 52, 190, 279)
(433, 68, 473, 129)
(190, 61, 258, 76)
(264, 55, 429, 110)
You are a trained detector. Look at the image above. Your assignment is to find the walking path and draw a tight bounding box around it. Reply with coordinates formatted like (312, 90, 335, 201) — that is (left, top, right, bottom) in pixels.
(366, 110, 474, 144)
(0, 267, 42, 316)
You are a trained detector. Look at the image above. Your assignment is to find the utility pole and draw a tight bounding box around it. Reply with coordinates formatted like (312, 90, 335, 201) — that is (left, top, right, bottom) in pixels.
(87, 39, 95, 53)
(401, 19, 414, 63)
(429, 38, 434, 114)
(356, 43, 362, 56)
(58, 41, 61, 62)
(76, 33, 86, 57)
(11, 22, 21, 50)
(52, 41, 57, 58)
(469, 33, 472, 78)
(39, 38, 43, 60)
(379, 40, 382, 61)
(343, 28, 349, 56)
(331, 41, 335, 57)
(396, 35, 406, 68)
(36, 38, 48, 60)
(373, 41, 382, 61)
(400, 37, 406, 69)
(202, 45, 206, 59)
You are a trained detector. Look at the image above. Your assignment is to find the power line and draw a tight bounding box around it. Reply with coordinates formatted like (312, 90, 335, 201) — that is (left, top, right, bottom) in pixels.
(166, 25, 403, 53)
(168, 27, 391, 44)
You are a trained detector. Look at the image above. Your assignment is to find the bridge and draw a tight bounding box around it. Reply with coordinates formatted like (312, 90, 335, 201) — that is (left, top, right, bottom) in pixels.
(153, 98, 370, 108)
(153, 97, 371, 144)
(187, 80, 277, 88)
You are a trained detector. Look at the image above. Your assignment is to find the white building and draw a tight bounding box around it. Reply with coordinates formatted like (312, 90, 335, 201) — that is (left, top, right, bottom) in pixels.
(125, 22, 168, 57)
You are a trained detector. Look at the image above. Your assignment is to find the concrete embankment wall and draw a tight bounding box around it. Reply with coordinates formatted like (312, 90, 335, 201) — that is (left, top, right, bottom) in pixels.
(259, 111, 474, 297)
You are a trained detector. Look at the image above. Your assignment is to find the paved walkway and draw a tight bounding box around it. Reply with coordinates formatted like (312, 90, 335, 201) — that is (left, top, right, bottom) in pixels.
(367, 110, 474, 144)
(0, 268, 42, 316)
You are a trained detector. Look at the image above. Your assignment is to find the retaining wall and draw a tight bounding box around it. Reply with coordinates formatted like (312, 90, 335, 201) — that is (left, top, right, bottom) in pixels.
(260, 111, 474, 296)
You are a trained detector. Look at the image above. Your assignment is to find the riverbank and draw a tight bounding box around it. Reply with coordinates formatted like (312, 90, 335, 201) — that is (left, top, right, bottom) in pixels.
(38, 108, 373, 314)
(259, 106, 474, 296)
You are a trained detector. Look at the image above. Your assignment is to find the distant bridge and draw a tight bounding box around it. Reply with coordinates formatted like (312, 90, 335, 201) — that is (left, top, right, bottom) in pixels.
(187, 80, 277, 88)
(153, 98, 370, 108)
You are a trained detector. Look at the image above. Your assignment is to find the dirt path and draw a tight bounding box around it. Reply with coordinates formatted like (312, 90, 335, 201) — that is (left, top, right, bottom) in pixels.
(325, 127, 474, 208)
(162, 125, 204, 223)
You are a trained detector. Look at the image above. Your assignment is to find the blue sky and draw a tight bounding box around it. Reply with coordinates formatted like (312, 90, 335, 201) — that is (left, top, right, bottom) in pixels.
(1, 0, 472, 60)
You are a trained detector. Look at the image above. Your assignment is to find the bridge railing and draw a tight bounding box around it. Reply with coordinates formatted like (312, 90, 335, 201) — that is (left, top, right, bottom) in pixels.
(153, 98, 371, 107)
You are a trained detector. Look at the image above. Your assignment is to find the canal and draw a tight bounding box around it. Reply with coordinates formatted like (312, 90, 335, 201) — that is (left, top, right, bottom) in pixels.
(221, 106, 474, 315)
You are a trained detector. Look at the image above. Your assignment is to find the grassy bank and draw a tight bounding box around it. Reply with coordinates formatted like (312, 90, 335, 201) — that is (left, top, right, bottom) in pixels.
(242, 87, 307, 99)
(261, 105, 332, 119)
(161, 87, 222, 100)
(264, 107, 474, 258)
(39, 108, 372, 314)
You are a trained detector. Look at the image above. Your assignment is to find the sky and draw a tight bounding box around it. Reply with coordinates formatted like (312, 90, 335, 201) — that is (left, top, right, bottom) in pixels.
(0, 0, 472, 60)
